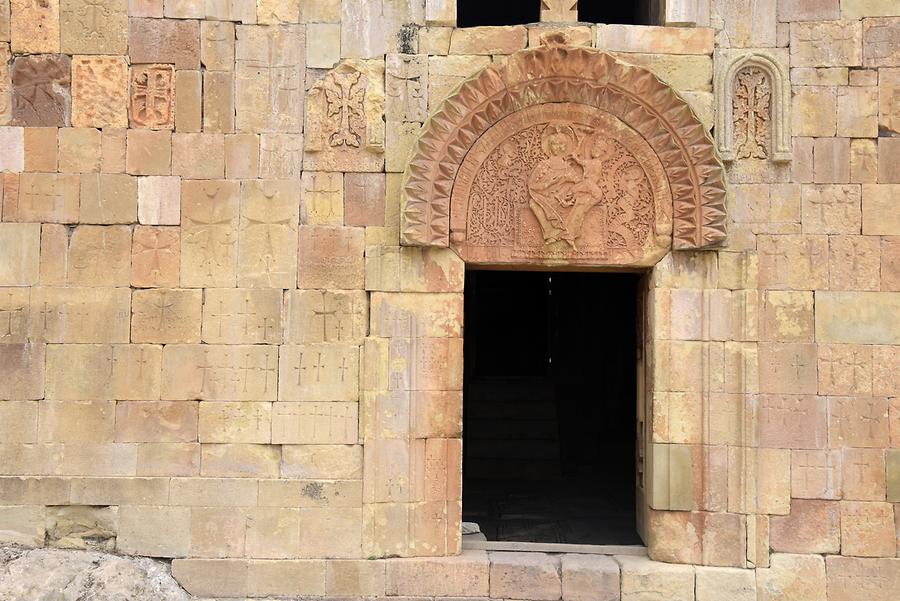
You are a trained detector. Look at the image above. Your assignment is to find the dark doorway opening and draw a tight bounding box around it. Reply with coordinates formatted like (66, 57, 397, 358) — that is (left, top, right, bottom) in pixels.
(462, 270, 642, 546)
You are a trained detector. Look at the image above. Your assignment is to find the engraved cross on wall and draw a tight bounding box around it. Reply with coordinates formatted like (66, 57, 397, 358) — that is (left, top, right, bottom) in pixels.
(541, 0, 578, 22)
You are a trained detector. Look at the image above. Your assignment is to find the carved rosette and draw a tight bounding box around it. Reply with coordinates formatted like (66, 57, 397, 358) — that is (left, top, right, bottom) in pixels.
(401, 39, 727, 257)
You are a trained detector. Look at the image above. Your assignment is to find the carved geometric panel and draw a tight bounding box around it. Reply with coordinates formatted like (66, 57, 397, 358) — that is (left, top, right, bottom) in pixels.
(401, 38, 727, 255)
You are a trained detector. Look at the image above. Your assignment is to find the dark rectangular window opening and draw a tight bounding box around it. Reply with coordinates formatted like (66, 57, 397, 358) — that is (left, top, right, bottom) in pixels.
(579, 0, 654, 25)
(462, 270, 642, 546)
(456, 0, 540, 28)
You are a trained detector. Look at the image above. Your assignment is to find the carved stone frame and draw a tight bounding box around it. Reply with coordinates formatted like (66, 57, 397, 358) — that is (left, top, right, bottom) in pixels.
(400, 39, 728, 255)
(715, 50, 792, 163)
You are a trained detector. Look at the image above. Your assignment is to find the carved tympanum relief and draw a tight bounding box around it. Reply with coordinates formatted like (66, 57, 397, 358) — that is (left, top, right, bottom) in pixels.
(716, 50, 791, 163)
(305, 61, 385, 172)
(451, 103, 671, 266)
(401, 36, 728, 263)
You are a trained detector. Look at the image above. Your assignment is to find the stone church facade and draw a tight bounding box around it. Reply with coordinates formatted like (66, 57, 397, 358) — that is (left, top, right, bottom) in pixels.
(0, 0, 899, 598)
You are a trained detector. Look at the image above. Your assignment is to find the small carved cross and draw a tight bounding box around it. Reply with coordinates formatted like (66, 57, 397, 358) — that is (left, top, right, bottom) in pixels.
(311, 352, 326, 382)
(540, 0, 578, 22)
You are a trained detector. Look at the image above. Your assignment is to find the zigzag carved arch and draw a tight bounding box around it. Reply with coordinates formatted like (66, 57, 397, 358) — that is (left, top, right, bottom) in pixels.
(400, 37, 727, 252)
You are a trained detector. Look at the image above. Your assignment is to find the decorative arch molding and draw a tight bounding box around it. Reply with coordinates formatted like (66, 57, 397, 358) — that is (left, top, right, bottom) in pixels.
(715, 50, 792, 164)
(400, 37, 728, 262)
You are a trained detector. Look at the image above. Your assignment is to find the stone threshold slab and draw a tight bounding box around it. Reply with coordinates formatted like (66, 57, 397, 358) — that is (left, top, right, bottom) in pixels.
(462, 539, 649, 556)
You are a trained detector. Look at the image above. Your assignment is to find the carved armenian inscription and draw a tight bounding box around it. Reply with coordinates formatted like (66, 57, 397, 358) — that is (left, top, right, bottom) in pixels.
(450, 103, 671, 266)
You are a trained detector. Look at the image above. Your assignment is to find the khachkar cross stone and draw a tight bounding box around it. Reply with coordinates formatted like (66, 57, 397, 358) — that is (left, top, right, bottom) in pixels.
(324, 71, 365, 148)
(541, 0, 578, 22)
(733, 67, 771, 160)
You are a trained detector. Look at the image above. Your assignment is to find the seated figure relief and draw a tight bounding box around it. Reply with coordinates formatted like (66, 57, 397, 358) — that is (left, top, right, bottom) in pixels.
(462, 112, 659, 263)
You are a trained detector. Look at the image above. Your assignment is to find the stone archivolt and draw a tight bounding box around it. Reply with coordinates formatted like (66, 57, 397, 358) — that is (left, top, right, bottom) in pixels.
(715, 50, 791, 164)
(401, 37, 727, 260)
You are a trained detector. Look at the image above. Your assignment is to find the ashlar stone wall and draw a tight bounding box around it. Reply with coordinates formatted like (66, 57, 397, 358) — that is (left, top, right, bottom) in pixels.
(0, 0, 899, 599)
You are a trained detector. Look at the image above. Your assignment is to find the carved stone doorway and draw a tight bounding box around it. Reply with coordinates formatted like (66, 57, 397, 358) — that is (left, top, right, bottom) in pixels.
(461, 269, 644, 549)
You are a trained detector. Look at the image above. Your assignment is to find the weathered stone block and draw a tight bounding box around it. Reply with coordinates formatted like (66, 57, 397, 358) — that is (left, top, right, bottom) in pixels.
(816, 291, 900, 344)
(78, 173, 136, 224)
(137, 176, 180, 226)
(841, 501, 895, 556)
(826, 556, 900, 601)
(131, 226, 180, 288)
(38, 400, 115, 443)
(0, 223, 39, 285)
(297, 226, 365, 289)
(115, 401, 198, 442)
(247, 559, 326, 596)
(171, 559, 249, 597)
(770, 499, 839, 554)
(385, 551, 490, 597)
(70, 56, 127, 128)
(828, 396, 889, 448)
(129, 18, 200, 70)
(132, 288, 202, 343)
(202, 71, 234, 133)
(325, 559, 386, 597)
(67, 225, 131, 287)
(791, 21, 861, 67)
(22, 127, 56, 172)
(125, 130, 172, 176)
(10, 0, 59, 53)
(60, 0, 126, 54)
(280, 444, 362, 479)
(756, 553, 826, 601)
(560, 554, 619, 601)
(235, 24, 305, 133)
(163, 345, 277, 401)
(45, 344, 161, 400)
(172, 133, 225, 179)
(842, 448, 886, 501)
(225, 133, 260, 179)
(58, 127, 101, 173)
(28, 286, 131, 343)
(617, 555, 694, 601)
(180, 180, 239, 287)
(695, 566, 755, 601)
(201, 443, 280, 478)
(201, 288, 282, 344)
(0, 505, 45, 546)
(877, 137, 900, 183)
(863, 17, 900, 67)
(174, 70, 201, 132)
(11, 54, 71, 127)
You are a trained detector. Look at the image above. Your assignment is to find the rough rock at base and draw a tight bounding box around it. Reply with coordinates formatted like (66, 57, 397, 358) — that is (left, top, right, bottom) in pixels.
(0, 546, 191, 601)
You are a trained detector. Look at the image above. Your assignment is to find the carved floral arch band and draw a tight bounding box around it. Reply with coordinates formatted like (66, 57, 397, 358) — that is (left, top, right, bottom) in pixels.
(400, 38, 728, 267)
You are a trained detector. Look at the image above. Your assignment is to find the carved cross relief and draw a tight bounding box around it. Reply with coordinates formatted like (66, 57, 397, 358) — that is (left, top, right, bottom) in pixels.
(540, 0, 578, 22)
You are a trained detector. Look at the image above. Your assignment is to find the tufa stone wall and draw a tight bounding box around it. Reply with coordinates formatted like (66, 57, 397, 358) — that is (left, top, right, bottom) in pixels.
(0, 0, 898, 598)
